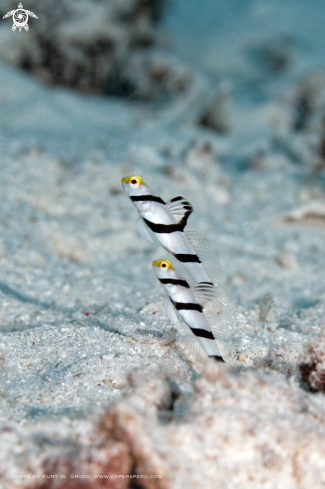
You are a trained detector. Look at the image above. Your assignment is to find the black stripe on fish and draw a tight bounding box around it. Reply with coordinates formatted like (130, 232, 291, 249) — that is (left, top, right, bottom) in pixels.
(178, 209, 192, 230)
(172, 300, 203, 313)
(174, 253, 202, 263)
(143, 218, 184, 234)
(209, 355, 225, 363)
(190, 327, 215, 340)
(199, 281, 214, 285)
(159, 278, 190, 288)
(131, 195, 165, 205)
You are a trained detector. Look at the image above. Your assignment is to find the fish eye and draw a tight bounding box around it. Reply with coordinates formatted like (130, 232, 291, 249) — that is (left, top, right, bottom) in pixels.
(130, 177, 139, 185)
(160, 261, 168, 268)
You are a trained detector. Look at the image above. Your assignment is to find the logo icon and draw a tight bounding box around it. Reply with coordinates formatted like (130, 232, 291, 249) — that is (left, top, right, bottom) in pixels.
(3, 3, 38, 32)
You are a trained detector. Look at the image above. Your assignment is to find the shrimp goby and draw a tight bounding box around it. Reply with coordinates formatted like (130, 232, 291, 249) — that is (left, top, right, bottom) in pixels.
(152, 259, 233, 363)
(121, 175, 223, 290)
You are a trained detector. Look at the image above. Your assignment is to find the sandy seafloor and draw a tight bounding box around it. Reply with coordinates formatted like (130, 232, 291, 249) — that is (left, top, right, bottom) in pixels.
(1, 0, 325, 488)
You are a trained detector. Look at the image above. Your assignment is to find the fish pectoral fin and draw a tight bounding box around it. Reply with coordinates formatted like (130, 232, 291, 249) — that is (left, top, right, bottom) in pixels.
(166, 195, 194, 230)
(184, 230, 224, 284)
(181, 335, 208, 363)
(163, 297, 180, 324)
(203, 310, 233, 356)
(192, 283, 227, 308)
(193, 283, 234, 358)
(136, 217, 156, 244)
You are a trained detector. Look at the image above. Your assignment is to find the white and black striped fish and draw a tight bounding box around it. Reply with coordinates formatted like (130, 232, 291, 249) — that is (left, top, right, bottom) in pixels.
(121, 175, 223, 290)
(152, 259, 232, 363)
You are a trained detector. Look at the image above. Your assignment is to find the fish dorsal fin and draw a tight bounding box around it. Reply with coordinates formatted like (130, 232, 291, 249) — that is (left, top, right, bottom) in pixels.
(192, 282, 234, 357)
(192, 283, 230, 310)
(184, 231, 224, 284)
(163, 297, 180, 324)
(136, 217, 157, 244)
(166, 195, 194, 230)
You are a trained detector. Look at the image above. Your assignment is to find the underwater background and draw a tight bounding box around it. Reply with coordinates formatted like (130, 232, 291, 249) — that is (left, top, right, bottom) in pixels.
(0, 1, 325, 487)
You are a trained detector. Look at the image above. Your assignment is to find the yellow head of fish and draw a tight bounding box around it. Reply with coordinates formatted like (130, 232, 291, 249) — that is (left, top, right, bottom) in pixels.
(121, 175, 147, 196)
(152, 259, 175, 270)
